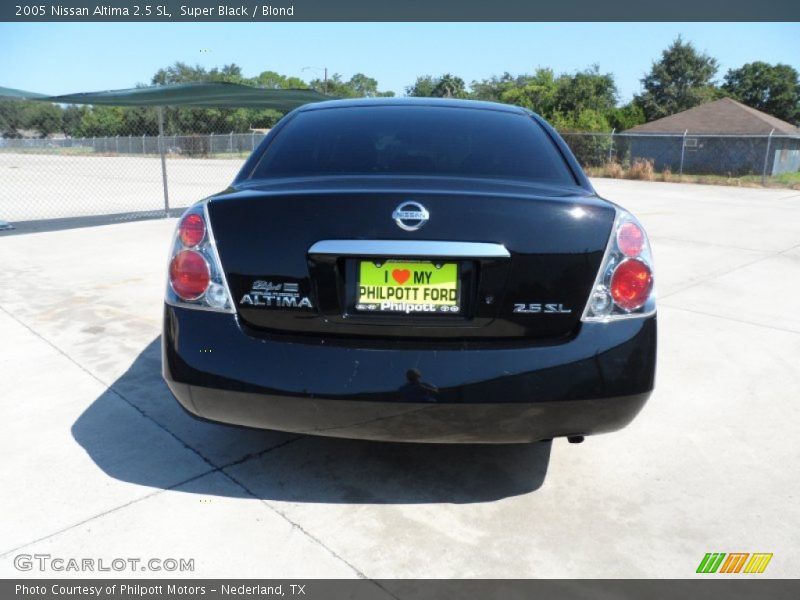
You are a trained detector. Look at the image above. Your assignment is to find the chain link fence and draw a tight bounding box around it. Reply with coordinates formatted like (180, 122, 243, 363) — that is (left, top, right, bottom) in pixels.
(560, 132, 800, 180)
(0, 129, 269, 223)
(2, 126, 799, 226)
(0, 131, 266, 155)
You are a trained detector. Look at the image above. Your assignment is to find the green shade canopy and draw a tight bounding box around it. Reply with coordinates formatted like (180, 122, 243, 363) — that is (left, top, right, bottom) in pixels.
(0, 82, 331, 110)
(0, 86, 48, 99)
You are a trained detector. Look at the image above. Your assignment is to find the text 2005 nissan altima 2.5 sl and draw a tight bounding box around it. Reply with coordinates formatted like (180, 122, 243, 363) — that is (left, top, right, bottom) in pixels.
(162, 98, 656, 444)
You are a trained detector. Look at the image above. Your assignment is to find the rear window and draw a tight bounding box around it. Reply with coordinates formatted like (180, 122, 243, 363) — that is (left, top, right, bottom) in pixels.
(249, 105, 576, 185)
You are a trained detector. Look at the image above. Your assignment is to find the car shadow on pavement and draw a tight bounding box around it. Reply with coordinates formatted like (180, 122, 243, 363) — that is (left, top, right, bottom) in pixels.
(72, 337, 552, 504)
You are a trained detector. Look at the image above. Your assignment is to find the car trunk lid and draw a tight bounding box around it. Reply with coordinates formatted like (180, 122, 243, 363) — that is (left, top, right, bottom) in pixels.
(207, 177, 615, 341)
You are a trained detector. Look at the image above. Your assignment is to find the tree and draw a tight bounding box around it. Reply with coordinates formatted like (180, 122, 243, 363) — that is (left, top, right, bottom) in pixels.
(310, 73, 394, 98)
(124, 107, 159, 136)
(61, 105, 87, 137)
(555, 66, 616, 116)
(723, 62, 800, 124)
(348, 73, 379, 97)
(253, 70, 308, 90)
(0, 101, 65, 138)
(151, 62, 209, 85)
(151, 62, 246, 85)
(406, 75, 438, 97)
(216, 63, 245, 83)
(488, 66, 618, 132)
(25, 103, 63, 138)
(635, 37, 720, 121)
(496, 69, 558, 116)
(248, 108, 284, 129)
(432, 74, 467, 98)
(470, 72, 515, 102)
(79, 106, 127, 137)
(406, 74, 467, 98)
(310, 73, 351, 97)
(607, 103, 646, 131)
(0, 99, 27, 137)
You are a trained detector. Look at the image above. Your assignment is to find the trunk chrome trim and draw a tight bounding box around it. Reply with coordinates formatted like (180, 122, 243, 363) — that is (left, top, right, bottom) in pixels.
(308, 240, 510, 258)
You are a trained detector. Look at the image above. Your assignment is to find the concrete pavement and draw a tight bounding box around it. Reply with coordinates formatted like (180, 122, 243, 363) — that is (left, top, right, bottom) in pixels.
(1, 178, 798, 578)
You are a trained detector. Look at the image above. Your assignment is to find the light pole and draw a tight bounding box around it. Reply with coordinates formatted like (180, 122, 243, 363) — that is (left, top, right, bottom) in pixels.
(302, 66, 328, 95)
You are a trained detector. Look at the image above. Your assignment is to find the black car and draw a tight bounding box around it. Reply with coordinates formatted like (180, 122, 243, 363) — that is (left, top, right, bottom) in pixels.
(163, 98, 656, 444)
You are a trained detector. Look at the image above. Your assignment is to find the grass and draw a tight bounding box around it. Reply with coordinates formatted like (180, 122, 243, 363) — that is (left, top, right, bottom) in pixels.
(584, 159, 800, 190)
(740, 171, 800, 188)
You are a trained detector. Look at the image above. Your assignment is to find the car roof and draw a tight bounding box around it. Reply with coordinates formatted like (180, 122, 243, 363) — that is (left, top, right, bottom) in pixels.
(297, 96, 531, 115)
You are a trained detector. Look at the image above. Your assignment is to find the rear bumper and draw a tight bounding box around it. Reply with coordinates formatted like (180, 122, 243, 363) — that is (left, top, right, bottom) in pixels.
(162, 306, 656, 443)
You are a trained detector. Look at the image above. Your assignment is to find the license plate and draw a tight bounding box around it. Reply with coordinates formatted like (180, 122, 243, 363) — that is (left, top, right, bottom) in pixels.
(356, 260, 460, 314)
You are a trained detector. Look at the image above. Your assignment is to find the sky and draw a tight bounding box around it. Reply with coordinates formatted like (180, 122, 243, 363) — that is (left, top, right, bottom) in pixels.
(1, 22, 799, 104)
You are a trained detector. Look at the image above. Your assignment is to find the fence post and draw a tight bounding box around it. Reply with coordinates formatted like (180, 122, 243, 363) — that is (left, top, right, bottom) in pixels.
(761, 128, 775, 185)
(679, 129, 688, 175)
(251, 130, 256, 151)
(115, 135, 119, 154)
(229, 131, 234, 153)
(158, 107, 170, 217)
(210, 132, 214, 155)
(608, 128, 615, 163)
(142, 134, 146, 155)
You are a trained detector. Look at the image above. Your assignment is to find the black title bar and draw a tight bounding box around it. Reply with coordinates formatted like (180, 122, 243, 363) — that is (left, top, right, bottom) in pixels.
(3, 0, 800, 22)
(5, 580, 800, 600)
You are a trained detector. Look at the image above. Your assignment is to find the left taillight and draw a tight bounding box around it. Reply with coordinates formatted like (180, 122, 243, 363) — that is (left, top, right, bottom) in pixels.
(582, 209, 656, 322)
(165, 203, 234, 313)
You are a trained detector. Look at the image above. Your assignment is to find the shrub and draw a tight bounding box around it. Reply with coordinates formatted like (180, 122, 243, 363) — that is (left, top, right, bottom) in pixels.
(626, 158, 655, 181)
(603, 160, 625, 178)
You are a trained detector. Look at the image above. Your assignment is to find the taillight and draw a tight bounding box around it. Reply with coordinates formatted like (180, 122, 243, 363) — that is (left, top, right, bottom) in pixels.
(165, 203, 234, 313)
(582, 210, 656, 321)
(169, 250, 210, 300)
(610, 259, 653, 311)
(179, 213, 206, 247)
(616, 221, 644, 257)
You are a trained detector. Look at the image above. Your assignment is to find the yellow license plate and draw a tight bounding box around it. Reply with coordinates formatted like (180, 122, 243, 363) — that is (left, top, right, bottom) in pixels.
(357, 260, 460, 314)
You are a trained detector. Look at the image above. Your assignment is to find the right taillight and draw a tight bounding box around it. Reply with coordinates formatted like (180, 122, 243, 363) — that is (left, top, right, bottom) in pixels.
(616, 221, 645, 257)
(610, 259, 653, 311)
(582, 210, 656, 322)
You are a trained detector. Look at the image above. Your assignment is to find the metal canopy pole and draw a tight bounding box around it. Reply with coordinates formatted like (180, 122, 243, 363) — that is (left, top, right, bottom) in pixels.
(0, 134, 15, 227)
(761, 128, 775, 186)
(679, 129, 688, 175)
(158, 106, 170, 217)
(608, 128, 616, 163)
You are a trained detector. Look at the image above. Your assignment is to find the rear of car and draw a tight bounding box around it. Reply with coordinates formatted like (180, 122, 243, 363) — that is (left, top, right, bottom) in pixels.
(162, 99, 656, 443)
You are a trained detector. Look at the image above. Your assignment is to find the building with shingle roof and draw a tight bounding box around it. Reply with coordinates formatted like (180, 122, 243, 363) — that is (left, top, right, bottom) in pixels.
(625, 98, 800, 176)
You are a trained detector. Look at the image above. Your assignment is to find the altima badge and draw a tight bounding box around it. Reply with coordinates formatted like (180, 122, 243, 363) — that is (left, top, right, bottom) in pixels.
(241, 280, 313, 309)
(392, 201, 429, 231)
